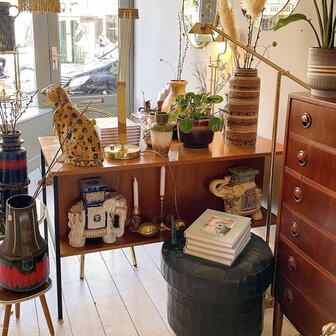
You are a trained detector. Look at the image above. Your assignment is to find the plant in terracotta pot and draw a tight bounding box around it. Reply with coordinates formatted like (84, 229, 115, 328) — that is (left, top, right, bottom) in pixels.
(168, 92, 224, 149)
(274, 0, 336, 98)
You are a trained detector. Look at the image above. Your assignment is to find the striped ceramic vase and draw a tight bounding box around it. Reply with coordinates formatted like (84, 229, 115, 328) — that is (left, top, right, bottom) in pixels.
(0, 131, 30, 236)
(307, 48, 336, 99)
(224, 68, 260, 147)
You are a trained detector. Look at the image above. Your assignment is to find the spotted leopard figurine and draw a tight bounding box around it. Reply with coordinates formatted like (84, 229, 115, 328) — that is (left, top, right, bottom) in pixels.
(41, 83, 103, 166)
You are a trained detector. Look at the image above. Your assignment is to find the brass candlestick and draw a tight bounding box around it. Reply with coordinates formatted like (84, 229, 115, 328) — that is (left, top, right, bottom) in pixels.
(129, 205, 141, 232)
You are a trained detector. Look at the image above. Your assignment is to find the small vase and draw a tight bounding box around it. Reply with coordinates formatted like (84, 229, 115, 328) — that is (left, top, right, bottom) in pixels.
(0, 131, 30, 236)
(150, 113, 173, 156)
(224, 68, 260, 147)
(162, 80, 188, 112)
(0, 194, 49, 292)
(307, 47, 336, 99)
(142, 112, 155, 147)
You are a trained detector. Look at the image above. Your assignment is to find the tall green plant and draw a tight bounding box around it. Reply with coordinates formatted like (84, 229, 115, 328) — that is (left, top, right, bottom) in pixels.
(274, 0, 336, 48)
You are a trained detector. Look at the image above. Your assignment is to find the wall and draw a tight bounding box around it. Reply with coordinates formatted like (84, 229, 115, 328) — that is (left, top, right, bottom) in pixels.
(134, 0, 315, 214)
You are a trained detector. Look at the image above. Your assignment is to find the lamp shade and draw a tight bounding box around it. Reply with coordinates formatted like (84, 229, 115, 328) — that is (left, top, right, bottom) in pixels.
(18, 0, 60, 12)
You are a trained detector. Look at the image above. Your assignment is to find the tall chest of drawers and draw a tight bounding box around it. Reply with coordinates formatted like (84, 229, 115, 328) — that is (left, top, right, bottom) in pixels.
(273, 93, 336, 336)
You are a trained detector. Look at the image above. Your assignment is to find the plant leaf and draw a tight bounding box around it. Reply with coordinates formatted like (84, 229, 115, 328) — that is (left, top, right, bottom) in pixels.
(208, 117, 223, 132)
(274, 14, 308, 31)
(168, 113, 178, 123)
(179, 118, 193, 133)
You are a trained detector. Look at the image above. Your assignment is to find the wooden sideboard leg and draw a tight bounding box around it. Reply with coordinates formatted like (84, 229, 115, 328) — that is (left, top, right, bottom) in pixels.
(130, 246, 137, 267)
(273, 300, 283, 336)
(80, 255, 85, 279)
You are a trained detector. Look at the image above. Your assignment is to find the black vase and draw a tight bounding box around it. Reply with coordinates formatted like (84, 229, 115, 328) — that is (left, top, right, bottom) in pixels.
(0, 131, 30, 236)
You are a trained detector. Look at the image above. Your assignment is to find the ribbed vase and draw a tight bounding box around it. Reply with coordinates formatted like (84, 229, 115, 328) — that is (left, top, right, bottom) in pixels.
(307, 48, 336, 99)
(224, 68, 260, 147)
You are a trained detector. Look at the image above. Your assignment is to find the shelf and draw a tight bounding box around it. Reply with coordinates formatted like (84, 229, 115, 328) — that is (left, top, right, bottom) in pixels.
(38, 133, 283, 177)
(60, 229, 170, 257)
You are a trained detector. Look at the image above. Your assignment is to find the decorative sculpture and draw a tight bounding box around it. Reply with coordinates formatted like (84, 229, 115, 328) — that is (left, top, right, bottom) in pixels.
(322, 323, 336, 336)
(41, 83, 103, 166)
(209, 166, 262, 220)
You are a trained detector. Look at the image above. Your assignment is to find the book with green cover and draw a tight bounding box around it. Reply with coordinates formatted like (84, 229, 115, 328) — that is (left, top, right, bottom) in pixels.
(184, 209, 251, 248)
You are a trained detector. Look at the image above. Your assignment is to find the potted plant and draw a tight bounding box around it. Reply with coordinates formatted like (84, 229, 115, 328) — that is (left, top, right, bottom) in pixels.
(168, 92, 224, 149)
(274, 0, 336, 98)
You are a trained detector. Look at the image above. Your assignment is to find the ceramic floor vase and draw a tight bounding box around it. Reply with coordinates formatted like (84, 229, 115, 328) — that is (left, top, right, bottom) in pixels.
(162, 80, 188, 112)
(0, 194, 49, 292)
(224, 68, 260, 147)
(177, 119, 214, 149)
(307, 48, 336, 99)
(0, 132, 30, 236)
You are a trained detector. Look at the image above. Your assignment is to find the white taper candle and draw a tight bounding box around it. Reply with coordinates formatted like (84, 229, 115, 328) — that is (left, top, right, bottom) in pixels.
(160, 166, 166, 197)
(133, 177, 139, 207)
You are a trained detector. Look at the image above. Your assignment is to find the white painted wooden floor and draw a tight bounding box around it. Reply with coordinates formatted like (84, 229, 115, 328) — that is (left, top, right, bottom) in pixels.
(0, 169, 300, 336)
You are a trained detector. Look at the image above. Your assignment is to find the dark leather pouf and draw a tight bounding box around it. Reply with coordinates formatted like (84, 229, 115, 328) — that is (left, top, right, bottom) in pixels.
(161, 233, 274, 336)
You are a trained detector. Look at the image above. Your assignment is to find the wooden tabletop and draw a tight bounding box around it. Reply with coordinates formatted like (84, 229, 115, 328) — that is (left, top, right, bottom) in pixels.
(38, 133, 283, 177)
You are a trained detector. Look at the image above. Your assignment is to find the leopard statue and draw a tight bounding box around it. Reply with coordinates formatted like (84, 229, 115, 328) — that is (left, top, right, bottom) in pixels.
(41, 82, 103, 166)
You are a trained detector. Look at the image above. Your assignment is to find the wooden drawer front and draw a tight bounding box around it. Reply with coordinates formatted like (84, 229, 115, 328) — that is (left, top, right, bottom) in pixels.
(289, 99, 336, 148)
(275, 275, 332, 336)
(280, 205, 336, 276)
(276, 238, 336, 316)
(285, 137, 336, 191)
(282, 172, 336, 235)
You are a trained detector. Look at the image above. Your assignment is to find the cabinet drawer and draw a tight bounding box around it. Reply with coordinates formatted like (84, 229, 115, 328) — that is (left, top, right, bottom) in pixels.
(282, 172, 336, 235)
(275, 275, 332, 336)
(276, 238, 336, 317)
(285, 136, 336, 191)
(289, 99, 336, 148)
(280, 205, 336, 276)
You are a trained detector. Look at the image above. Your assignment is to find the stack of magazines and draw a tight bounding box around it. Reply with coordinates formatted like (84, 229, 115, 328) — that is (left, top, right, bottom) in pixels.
(94, 117, 141, 147)
(184, 209, 251, 266)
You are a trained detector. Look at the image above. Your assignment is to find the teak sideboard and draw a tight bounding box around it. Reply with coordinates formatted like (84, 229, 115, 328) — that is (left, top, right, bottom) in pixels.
(38, 132, 282, 320)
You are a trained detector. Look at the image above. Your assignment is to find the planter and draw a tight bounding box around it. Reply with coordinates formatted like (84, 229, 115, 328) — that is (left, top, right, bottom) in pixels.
(162, 80, 188, 112)
(224, 68, 260, 147)
(177, 119, 214, 149)
(307, 48, 336, 99)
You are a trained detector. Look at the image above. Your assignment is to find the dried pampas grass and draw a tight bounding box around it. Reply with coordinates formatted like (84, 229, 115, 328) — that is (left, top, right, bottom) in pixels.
(244, 0, 267, 21)
(217, 0, 240, 67)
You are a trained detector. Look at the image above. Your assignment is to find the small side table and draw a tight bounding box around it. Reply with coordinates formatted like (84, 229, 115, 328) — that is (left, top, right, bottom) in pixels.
(161, 233, 274, 336)
(0, 278, 54, 336)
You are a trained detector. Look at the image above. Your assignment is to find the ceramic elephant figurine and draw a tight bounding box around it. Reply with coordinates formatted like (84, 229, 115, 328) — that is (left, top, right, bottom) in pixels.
(322, 323, 336, 336)
(209, 176, 262, 220)
(68, 191, 127, 247)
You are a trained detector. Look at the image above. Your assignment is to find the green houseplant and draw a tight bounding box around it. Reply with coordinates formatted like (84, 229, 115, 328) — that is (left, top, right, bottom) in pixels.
(274, 0, 336, 98)
(168, 92, 224, 149)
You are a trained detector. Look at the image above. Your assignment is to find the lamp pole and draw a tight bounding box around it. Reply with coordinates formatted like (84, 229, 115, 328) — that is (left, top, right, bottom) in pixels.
(203, 23, 310, 243)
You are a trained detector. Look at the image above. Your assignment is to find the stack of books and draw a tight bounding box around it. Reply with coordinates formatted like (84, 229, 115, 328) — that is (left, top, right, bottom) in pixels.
(184, 209, 251, 266)
(94, 117, 141, 147)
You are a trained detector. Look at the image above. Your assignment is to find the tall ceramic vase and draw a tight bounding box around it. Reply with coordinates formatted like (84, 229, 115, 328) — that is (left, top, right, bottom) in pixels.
(224, 68, 260, 147)
(0, 194, 49, 292)
(0, 131, 30, 236)
(161, 80, 188, 112)
(307, 48, 336, 99)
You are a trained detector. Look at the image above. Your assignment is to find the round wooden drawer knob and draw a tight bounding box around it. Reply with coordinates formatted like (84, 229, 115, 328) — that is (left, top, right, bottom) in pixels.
(290, 222, 300, 237)
(301, 112, 312, 128)
(293, 187, 303, 203)
(287, 256, 297, 270)
(297, 150, 307, 166)
(284, 288, 294, 303)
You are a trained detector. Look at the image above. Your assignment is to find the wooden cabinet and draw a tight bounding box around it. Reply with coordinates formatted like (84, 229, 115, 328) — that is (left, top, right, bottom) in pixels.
(39, 133, 282, 320)
(273, 93, 336, 336)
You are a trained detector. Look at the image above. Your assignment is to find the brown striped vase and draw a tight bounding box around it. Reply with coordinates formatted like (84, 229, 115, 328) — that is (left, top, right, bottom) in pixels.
(224, 68, 260, 147)
(307, 48, 336, 99)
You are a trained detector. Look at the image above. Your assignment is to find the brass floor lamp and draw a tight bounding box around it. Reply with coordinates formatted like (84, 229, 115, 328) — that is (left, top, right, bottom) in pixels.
(104, 8, 140, 160)
(190, 23, 310, 244)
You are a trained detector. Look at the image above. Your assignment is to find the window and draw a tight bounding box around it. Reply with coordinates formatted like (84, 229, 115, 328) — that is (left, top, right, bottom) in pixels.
(1, 0, 133, 111)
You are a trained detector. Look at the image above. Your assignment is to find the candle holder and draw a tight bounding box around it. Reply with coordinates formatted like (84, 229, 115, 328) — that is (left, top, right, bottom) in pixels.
(159, 196, 170, 231)
(129, 205, 141, 232)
